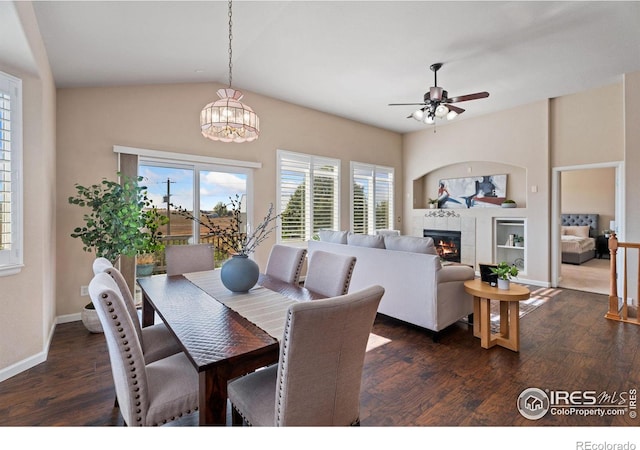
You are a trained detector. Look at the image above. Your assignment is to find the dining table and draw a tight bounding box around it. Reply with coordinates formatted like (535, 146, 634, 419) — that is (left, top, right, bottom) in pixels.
(137, 270, 325, 426)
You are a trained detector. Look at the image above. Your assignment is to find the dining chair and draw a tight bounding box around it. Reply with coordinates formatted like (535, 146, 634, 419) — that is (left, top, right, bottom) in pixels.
(92, 258, 181, 364)
(303, 250, 356, 297)
(165, 244, 216, 276)
(264, 244, 307, 284)
(227, 284, 385, 426)
(89, 272, 198, 426)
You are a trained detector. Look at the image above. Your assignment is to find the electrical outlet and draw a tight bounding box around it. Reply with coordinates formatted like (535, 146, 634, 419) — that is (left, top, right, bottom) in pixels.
(80, 286, 89, 296)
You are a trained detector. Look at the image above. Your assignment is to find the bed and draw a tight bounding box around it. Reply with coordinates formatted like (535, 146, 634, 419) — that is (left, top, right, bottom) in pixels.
(561, 214, 598, 265)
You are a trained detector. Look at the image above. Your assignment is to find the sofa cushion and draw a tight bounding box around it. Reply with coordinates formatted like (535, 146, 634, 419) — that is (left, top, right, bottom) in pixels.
(384, 235, 437, 255)
(347, 233, 385, 249)
(318, 230, 348, 244)
(375, 229, 401, 237)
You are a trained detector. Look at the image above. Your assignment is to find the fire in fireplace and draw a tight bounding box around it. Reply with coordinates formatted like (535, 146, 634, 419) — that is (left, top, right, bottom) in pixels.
(423, 229, 462, 263)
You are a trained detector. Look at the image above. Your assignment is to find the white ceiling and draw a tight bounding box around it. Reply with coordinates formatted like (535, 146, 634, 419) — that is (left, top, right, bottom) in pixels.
(32, 1, 640, 134)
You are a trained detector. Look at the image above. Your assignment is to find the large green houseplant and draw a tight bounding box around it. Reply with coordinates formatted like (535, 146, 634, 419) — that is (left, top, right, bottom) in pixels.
(68, 174, 167, 263)
(69, 174, 167, 331)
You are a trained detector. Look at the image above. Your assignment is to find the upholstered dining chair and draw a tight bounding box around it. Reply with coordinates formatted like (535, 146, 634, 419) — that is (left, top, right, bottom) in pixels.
(89, 272, 198, 426)
(165, 244, 216, 276)
(264, 244, 307, 285)
(227, 284, 384, 426)
(92, 258, 181, 365)
(303, 250, 356, 298)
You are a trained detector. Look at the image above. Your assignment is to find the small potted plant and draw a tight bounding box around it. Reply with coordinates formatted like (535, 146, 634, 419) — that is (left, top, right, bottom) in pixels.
(428, 198, 439, 209)
(514, 235, 524, 247)
(491, 262, 519, 290)
(501, 199, 517, 208)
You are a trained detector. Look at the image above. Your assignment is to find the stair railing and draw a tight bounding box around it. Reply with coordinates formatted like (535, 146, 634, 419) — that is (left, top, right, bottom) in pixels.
(605, 233, 640, 324)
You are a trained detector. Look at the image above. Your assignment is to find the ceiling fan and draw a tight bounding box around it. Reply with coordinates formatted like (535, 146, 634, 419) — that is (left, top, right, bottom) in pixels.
(389, 63, 489, 124)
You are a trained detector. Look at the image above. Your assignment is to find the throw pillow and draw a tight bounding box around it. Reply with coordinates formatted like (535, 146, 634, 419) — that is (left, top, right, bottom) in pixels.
(347, 233, 385, 249)
(318, 230, 348, 244)
(318, 230, 347, 244)
(384, 235, 437, 254)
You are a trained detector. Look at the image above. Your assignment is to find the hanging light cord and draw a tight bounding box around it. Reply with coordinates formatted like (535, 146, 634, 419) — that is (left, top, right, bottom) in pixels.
(227, 0, 233, 88)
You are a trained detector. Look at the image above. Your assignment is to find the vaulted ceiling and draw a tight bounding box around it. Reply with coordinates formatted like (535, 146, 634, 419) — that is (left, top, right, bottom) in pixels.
(32, 1, 640, 133)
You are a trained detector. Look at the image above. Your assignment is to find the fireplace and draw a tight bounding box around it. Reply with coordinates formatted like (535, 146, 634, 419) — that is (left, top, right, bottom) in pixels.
(423, 229, 462, 263)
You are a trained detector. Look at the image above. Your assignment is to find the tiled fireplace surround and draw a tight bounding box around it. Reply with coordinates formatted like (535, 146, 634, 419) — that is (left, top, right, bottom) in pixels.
(412, 210, 476, 268)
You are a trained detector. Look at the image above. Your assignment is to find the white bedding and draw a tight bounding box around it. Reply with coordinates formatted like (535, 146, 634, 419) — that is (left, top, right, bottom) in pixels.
(561, 235, 596, 253)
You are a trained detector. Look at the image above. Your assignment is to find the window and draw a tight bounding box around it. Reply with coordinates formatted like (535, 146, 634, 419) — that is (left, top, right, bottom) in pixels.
(351, 162, 394, 234)
(0, 71, 23, 276)
(138, 159, 250, 267)
(277, 150, 340, 243)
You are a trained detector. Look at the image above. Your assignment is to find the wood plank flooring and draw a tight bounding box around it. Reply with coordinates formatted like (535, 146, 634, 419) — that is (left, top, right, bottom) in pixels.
(1, 287, 638, 431)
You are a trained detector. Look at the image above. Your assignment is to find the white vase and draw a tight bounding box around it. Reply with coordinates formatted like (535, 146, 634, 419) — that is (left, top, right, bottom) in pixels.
(81, 305, 103, 333)
(497, 278, 510, 290)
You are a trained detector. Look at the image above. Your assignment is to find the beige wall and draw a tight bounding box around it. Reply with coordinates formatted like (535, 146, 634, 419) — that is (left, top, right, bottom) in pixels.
(0, 2, 57, 376)
(561, 168, 616, 232)
(403, 101, 550, 283)
(551, 83, 624, 167)
(55, 83, 402, 317)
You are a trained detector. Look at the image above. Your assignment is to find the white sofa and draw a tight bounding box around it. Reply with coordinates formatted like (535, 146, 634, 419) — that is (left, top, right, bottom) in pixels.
(307, 231, 475, 334)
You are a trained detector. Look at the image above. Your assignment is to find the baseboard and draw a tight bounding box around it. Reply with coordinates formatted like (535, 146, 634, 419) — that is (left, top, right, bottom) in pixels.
(0, 320, 56, 383)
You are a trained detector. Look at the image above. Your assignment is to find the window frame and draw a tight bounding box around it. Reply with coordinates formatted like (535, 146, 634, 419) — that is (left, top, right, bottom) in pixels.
(350, 161, 395, 235)
(0, 71, 23, 276)
(276, 149, 341, 244)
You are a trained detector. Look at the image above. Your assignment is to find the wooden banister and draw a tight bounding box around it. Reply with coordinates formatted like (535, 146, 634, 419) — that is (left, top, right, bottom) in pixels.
(605, 233, 640, 325)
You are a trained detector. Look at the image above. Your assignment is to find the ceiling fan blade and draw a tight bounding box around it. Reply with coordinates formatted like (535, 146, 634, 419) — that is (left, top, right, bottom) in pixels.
(447, 104, 465, 114)
(446, 92, 490, 103)
(388, 103, 427, 106)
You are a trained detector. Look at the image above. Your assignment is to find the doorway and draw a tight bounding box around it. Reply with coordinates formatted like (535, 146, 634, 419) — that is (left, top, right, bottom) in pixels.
(551, 162, 624, 294)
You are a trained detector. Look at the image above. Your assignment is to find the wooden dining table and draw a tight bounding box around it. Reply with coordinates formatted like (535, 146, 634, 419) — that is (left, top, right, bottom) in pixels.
(137, 271, 325, 426)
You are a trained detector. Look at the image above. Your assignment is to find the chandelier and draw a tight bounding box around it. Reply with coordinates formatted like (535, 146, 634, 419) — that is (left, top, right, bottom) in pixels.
(200, 0, 260, 143)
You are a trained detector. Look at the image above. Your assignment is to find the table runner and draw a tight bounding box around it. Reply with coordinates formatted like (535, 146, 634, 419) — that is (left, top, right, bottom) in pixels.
(184, 270, 296, 340)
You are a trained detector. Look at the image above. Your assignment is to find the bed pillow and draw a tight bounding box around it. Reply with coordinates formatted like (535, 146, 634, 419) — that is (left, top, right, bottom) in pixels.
(562, 225, 590, 238)
(318, 230, 348, 244)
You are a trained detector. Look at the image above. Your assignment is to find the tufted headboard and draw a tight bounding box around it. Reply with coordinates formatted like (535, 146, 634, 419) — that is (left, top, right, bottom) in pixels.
(561, 214, 599, 237)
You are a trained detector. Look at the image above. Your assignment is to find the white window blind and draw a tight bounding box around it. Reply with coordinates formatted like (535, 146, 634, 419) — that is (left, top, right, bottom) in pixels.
(351, 162, 394, 234)
(0, 71, 23, 275)
(277, 150, 340, 243)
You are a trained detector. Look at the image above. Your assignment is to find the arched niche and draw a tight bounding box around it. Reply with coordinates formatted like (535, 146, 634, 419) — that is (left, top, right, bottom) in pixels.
(413, 161, 527, 209)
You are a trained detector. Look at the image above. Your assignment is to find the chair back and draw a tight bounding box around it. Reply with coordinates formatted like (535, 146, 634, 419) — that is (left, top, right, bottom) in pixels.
(265, 244, 307, 284)
(304, 250, 356, 297)
(275, 285, 384, 426)
(165, 244, 216, 276)
(89, 272, 150, 426)
(92, 257, 113, 275)
(93, 260, 144, 346)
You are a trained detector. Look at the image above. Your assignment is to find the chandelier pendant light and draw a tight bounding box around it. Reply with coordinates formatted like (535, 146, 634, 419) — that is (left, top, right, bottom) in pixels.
(200, 0, 260, 143)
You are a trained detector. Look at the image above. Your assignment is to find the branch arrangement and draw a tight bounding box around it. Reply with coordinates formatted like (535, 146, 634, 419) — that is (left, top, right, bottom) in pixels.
(171, 194, 280, 256)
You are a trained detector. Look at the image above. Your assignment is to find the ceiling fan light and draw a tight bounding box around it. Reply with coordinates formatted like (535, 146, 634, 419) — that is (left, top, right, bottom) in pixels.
(412, 110, 425, 121)
(446, 110, 458, 120)
(435, 104, 449, 118)
(424, 114, 435, 125)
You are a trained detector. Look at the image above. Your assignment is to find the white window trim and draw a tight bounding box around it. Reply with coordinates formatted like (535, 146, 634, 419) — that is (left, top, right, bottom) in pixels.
(0, 71, 23, 276)
(350, 161, 394, 235)
(276, 149, 340, 244)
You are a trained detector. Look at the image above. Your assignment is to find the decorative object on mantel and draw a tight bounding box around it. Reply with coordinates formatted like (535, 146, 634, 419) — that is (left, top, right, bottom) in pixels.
(428, 198, 439, 209)
(501, 199, 517, 208)
(491, 261, 519, 290)
(200, 0, 260, 143)
(171, 194, 280, 292)
(388, 62, 489, 126)
(425, 209, 460, 218)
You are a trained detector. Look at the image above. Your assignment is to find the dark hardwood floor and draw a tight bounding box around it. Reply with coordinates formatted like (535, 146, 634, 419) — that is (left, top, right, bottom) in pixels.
(1, 287, 639, 432)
